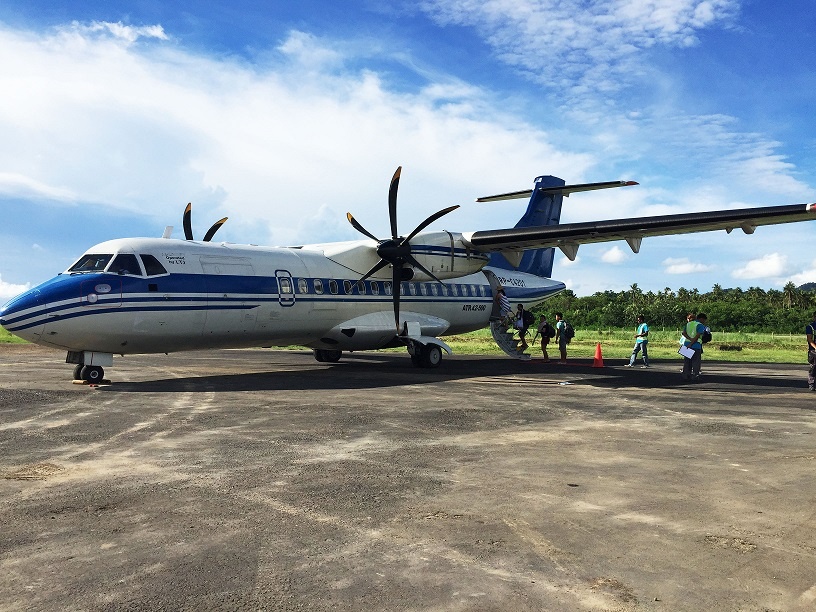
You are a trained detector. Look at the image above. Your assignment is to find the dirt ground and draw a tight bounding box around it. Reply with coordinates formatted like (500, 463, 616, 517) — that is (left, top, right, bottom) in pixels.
(1, 344, 815, 611)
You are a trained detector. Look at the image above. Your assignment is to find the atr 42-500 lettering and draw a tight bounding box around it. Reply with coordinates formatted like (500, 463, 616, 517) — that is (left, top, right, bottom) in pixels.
(462, 304, 487, 311)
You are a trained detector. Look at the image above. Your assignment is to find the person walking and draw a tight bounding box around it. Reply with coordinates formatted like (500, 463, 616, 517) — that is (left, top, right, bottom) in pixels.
(681, 313, 708, 381)
(515, 304, 533, 352)
(493, 286, 512, 324)
(534, 314, 553, 362)
(554, 312, 569, 363)
(806, 312, 816, 390)
(625, 314, 649, 368)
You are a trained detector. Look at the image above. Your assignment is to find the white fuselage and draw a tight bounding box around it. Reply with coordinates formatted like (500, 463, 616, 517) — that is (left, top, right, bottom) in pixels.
(0, 237, 565, 355)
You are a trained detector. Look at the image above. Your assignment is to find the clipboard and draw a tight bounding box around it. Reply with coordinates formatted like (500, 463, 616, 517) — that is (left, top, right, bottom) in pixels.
(678, 345, 695, 359)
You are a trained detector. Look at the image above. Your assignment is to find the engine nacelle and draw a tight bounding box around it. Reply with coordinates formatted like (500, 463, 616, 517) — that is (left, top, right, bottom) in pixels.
(406, 231, 489, 281)
(317, 231, 490, 281)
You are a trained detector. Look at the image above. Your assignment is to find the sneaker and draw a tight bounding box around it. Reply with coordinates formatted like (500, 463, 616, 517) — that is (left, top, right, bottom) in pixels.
(640, 365, 649, 368)
(809, 386, 815, 391)
(624, 364, 634, 368)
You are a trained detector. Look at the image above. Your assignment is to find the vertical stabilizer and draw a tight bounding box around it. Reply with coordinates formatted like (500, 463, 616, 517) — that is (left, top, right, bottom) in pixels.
(488, 175, 565, 278)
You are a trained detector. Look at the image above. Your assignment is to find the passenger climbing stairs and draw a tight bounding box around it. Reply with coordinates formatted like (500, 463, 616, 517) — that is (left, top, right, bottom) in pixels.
(489, 320, 532, 360)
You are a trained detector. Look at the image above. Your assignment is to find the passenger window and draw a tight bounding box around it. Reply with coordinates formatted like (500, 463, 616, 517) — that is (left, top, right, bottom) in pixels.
(109, 254, 142, 276)
(471, 284, 477, 296)
(314, 278, 324, 294)
(140, 254, 168, 276)
(343, 280, 353, 294)
(357, 280, 366, 294)
(450, 284, 458, 296)
(370, 281, 380, 295)
(430, 283, 438, 296)
(297, 278, 308, 294)
(461, 285, 469, 297)
(329, 280, 338, 294)
(384, 281, 392, 295)
(409, 283, 417, 296)
(279, 278, 292, 294)
(420, 284, 427, 296)
(69, 254, 112, 273)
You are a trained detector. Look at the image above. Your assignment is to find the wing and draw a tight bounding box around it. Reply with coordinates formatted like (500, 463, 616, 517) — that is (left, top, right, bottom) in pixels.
(462, 202, 816, 261)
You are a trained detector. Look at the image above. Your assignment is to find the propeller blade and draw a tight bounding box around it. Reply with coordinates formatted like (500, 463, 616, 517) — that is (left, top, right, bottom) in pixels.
(358, 258, 389, 283)
(392, 263, 402, 332)
(401, 205, 460, 245)
(183, 203, 194, 240)
(405, 253, 445, 285)
(388, 166, 401, 240)
(346, 212, 380, 242)
(202, 217, 228, 242)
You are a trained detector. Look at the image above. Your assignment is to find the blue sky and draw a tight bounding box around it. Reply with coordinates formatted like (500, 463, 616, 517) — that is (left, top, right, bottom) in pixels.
(1, 0, 815, 300)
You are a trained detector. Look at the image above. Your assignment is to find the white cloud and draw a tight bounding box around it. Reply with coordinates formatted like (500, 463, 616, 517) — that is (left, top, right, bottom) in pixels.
(0, 23, 592, 248)
(731, 252, 789, 280)
(663, 257, 714, 274)
(0, 275, 30, 301)
(788, 260, 816, 286)
(600, 245, 628, 264)
(419, 0, 740, 92)
(68, 21, 168, 44)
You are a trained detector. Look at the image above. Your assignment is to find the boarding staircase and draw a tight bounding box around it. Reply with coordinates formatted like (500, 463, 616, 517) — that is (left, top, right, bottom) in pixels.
(490, 320, 532, 360)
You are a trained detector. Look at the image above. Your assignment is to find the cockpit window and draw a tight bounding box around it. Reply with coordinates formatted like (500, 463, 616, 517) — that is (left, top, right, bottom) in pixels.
(140, 254, 168, 276)
(108, 254, 142, 276)
(68, 254, 113, 273)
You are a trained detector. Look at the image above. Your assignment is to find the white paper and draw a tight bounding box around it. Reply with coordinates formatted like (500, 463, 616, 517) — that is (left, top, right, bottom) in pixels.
(678, 345, 695, 359)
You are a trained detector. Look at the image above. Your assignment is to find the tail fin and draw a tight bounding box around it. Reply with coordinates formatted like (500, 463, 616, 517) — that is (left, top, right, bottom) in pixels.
(487, 175, 565, 278)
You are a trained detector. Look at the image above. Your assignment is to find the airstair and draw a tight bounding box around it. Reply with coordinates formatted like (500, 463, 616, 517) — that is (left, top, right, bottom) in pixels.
(489, 320, 532, 360)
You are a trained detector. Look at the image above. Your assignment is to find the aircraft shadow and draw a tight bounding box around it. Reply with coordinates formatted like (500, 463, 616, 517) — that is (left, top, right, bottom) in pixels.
(99, 355, 806, 393)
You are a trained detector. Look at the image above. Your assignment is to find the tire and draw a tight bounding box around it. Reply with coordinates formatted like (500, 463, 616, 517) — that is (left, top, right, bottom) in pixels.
(313, 349, 326, 362)
(80, 365, 104, 383)
(323, 350, 342, 363)
(73, 364, 84, 380)
(420, 345, 442, 368)
(410, 353, 423, 367)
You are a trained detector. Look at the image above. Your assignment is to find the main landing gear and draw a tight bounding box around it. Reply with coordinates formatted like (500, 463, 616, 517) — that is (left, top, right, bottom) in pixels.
(409, 343, 442, 369)
(73, 364, 105, 383)
(313, 349, 342, 363)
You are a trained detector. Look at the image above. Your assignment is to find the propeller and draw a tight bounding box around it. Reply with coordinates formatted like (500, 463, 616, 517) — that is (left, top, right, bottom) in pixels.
(182, 203, 228, 242)
(346, 166, 459, 332)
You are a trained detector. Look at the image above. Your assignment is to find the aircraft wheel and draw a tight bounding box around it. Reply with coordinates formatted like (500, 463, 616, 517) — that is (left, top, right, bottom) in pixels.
(313, 349, 326, 362)
(420, 345, 442, 368)
(410, 353, 423, 367)
(81, 365, 104, 383)
(323, 349, 342, 363)
(73, 364, 84, 380)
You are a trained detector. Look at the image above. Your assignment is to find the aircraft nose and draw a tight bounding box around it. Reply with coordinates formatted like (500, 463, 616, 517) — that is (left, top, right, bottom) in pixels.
(0, 288, 44, 340)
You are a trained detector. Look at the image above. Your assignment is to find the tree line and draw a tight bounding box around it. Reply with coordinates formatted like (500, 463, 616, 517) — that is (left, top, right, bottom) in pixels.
(534, 282, 815, 333)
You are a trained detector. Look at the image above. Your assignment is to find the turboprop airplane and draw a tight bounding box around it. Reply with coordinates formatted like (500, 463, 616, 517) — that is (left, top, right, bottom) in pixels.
(1, 166, 815, 383)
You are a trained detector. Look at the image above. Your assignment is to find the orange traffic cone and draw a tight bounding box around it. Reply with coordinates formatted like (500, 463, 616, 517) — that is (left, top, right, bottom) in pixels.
(592, 342, 604, 368)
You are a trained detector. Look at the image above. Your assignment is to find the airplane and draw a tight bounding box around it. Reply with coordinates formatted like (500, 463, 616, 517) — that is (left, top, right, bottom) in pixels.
(1, 166, 815, 383)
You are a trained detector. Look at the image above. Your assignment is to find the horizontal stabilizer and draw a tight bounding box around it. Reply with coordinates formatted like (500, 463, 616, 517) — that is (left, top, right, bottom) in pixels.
(476, 180, 638, 202)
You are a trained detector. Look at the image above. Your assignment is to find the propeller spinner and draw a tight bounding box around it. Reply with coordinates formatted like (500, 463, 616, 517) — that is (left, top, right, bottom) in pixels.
(346, 166, 459, 332)
(183, 203, 228, 242)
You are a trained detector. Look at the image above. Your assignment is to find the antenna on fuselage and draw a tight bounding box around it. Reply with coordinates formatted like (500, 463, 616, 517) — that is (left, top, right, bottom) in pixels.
(161, 226, 173, 239)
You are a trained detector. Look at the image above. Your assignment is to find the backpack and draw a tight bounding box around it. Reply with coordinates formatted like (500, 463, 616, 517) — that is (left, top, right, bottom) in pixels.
(522, 310, 535, 328)
(547, 324, 556, 338)
(563, 321, 575, 343)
